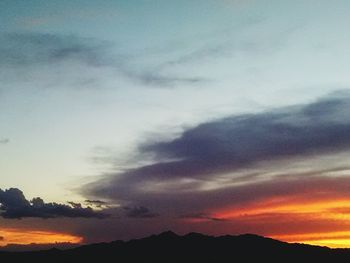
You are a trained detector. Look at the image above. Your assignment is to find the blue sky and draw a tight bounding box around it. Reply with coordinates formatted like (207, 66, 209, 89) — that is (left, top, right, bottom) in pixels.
(2, 0, 350, 247)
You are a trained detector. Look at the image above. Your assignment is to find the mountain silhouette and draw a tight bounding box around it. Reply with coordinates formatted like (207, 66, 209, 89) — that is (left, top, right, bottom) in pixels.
(1, 231, 350, 262)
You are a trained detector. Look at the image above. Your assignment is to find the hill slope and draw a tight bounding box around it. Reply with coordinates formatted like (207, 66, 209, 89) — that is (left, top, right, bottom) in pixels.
(1, 231, 350, 262)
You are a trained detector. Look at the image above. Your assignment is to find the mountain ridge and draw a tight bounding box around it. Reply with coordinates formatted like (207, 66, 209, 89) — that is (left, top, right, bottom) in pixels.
(0, 231, 349, 262)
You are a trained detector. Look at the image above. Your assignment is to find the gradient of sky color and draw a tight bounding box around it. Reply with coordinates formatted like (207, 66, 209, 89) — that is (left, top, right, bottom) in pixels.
(2, 0, 350, 248)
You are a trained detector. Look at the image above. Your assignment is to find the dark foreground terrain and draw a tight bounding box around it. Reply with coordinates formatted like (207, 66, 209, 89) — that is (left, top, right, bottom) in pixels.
(1, 231, 350, 262)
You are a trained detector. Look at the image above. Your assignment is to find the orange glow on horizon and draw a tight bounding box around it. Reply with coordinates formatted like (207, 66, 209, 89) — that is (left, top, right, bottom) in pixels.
(214, 198, 350, 220)
(0, 228, 83, 247)
(208, 197, 350, 248)
(271, 231, 350, 248)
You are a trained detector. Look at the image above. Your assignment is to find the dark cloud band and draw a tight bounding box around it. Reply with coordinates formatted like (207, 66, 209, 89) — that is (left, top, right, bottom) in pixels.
(0, 188, 109, 219)
(84, 92, 350, 215)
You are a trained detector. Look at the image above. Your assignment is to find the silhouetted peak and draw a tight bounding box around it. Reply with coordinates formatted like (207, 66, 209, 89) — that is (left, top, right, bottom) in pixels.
(157, 230, 178, 239)
(235, 233, 287, 247)
(1, 232, 349, 261)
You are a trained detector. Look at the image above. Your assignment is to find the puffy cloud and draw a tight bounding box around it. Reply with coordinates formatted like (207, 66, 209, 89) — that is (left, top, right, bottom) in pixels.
(67, 202, 82, 209)
(84, 200, 108, 208)
(0, 188, 109, 219)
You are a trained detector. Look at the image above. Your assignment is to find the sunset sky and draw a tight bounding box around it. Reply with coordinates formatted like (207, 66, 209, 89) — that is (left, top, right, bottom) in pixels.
(2, 0, 350, 249)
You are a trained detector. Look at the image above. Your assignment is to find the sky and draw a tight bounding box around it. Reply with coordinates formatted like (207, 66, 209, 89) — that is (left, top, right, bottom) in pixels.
(2, 0, 350, 249)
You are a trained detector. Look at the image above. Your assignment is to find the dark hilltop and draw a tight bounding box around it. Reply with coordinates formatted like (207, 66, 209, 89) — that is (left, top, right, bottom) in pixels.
(1, 231, 350, 262)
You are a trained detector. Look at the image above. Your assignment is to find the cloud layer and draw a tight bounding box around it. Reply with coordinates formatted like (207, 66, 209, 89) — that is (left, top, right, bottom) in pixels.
(0, 33, 204, 87)
(0, 188, 108, 219)
(123, 206, 159, 218)
(84, 92, 350, 216)
(0, 33, 107, 67)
